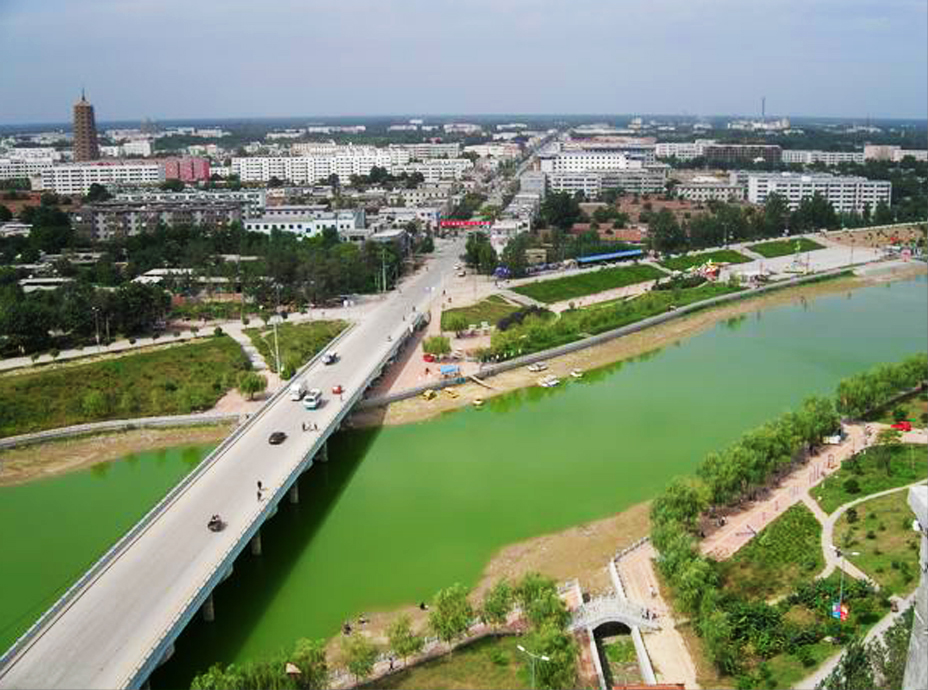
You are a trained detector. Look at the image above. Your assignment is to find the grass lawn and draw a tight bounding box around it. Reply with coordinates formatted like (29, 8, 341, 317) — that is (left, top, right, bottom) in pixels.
(868, 392, 928, 429)
(660, 249, 752, 272)
(369, 635, 529, 690)
(243, 320, 345, 374)
(602, 637, 643, 687)
(765, 638, 836, 689)
(512, 264, 665, 304)
(835, 490, 923, 596)
(0, 337, 250, 438)
(748, 237, 825, 258)
(440, 295, 520, 331)
(717, 504, 824, 601)
(813, 445, 927, 514)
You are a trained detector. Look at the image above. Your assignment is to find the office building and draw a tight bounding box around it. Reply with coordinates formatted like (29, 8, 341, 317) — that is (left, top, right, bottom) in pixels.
(744, 172, 891, 213)
(781, 150, 865, 166)
(72, 91, 100, 162)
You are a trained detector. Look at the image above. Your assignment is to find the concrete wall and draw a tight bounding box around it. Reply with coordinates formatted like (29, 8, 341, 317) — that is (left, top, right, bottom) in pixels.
(903, 485, 928, 690)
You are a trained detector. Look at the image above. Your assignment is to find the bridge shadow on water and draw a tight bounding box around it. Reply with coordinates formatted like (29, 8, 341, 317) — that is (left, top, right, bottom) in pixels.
(150, 426, 381, 690)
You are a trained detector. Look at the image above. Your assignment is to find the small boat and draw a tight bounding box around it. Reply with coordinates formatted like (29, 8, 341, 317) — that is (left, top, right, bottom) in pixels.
(421, 389, 438, 401)
(472, 398, 484, 407)
(444, 388, 460, 399)
(527, 361, 548, 373)
(570, 369, 583, 379)
(538, 374, 560, 388)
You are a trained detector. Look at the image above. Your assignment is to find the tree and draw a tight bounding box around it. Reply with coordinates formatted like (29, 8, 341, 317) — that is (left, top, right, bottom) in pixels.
(160, 178, 185, 192)
(429, 583, 474, 644)
(649, 208, 686, 255)
(341, 633, 378, 682)
(874, 428, 902, 475)
(479, 579, 513, 628)
(387, 614, 423, 665)
(190, 662, 246, 690)
(422, 335, 451, 356)
(84, 183, 112, 202)
(540, 192, 582, 230)
(290, 638, 328, 690)
(525, 624, 578, 690)
(501, 232, 530, 278)
(868, 605, 913, 690)
(816, 637, 874, 690)
(238, 371, 267, 400)
(442, 313, 469, 336)
(650, 476, 707, 532)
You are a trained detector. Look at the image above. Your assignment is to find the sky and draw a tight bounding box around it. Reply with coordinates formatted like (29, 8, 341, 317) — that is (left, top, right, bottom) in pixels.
(0, 0, 926, 125)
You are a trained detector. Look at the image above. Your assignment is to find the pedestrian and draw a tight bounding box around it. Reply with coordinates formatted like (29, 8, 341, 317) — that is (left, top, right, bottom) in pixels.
(301, 422, 306, 432)
(389, 656, 395, 671)
(649, 584, 656, 598)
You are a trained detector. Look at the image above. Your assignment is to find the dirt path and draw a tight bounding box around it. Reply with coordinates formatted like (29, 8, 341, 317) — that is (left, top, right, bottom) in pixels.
(617, 543, 700, 689)
(353, 266, 927, 429)
(0, 424, 234, 487)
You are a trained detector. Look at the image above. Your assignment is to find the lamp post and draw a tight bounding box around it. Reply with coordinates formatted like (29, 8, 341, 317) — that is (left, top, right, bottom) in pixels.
(832, 545, 861, 614)
(516, 645, 549, 690)
(273, 283, 282, 376)
(92, 307, 101, 352)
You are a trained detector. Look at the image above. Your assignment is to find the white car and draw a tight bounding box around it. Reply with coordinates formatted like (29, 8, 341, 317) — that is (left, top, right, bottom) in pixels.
(302, 389, 323, 409)
(322, 351, 338, 365)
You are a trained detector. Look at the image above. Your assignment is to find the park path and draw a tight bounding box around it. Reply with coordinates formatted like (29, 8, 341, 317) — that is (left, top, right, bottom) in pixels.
(700, 424, 866, 560)
(615, 543, 700, 689)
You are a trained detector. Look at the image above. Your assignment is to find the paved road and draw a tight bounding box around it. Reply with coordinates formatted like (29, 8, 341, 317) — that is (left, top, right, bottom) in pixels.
(0, 237, 465, 690)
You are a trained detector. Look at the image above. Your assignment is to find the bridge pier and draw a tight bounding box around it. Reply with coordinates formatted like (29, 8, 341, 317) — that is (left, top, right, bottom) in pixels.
(250, 530, 262, 556)
(202, 593, 215, 623)
(318, 441, 328, 463)
(289, 483, 299, 504)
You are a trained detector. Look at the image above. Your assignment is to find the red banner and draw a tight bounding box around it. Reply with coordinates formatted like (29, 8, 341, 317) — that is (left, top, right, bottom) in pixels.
(439, 220, 492, 227)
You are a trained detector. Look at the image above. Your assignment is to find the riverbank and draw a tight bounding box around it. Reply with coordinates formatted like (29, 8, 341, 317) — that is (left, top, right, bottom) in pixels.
(353, 262, 927, 428)
(0, 423, 233, 487)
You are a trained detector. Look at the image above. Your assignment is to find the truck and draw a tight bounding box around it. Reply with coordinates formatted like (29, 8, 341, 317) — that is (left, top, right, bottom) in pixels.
(289, 380, 307, 401)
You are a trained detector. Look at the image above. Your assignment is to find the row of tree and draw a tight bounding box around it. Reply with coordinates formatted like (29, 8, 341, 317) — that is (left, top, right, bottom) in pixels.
(189, 572, 577, 690)
(835, 354, 927, 419)
(648, 354, 926, 680)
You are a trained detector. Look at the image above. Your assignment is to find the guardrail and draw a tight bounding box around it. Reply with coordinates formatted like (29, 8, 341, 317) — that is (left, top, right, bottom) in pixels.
(0, 325, 356, 686)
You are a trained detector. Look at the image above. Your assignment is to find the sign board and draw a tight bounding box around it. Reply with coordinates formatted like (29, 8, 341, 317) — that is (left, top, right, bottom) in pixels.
(831, 601, 849, 621)
(439, 220, 492, 227)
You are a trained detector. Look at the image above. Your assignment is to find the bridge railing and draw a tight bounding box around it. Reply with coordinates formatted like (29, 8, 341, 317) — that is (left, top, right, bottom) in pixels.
(0, 324, 356, 681)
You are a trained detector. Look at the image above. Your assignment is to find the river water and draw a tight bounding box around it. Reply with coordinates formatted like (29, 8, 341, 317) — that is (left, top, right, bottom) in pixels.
(1, 276, 925, 686)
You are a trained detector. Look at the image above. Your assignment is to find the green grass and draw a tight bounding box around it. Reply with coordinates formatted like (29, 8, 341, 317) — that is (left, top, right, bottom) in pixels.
(765, 639, 835, 689)
(660, 249, 753, 272)
(835, 490, 923, 596)
(440, 295, 520, 331)
(243, 320, 345, 374)
(813, 445, 927, 514)
(748, 238, 825, 258)
(0, 336, 250, 438)
(511, 264, 665, 304)
(718, 504, 824, 601)
(868, 392, 928, 429)
(602, 637, 642, 688)
(369, 635, 529, 690)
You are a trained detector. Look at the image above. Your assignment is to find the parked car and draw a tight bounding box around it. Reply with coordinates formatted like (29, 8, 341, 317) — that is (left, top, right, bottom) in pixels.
(423, 353, 436, 363)
(268, 431, 287, 445)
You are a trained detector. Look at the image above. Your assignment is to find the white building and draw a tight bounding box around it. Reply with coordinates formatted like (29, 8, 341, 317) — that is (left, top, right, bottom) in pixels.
(864, 145, 928, 162)
(114, 188, 266, 217)
(547, 166, 668, 198)
(391, 159, 472, 182)
(389, 143, 461, 159)
(41, 162, 164, 194)
(233, 146, 430, 184)
(519, 171, 547, 198)
(463, 143, 521, 159)
(0, 157, 55, 180)
(676, 177, 745, 202)
(443, 123, 482, 134)
(655, 140, 715, 161)
(5, 147, 61, 160)
(245, 209, 367, 241)
(781, 150, 865, 166)
(376, 206, 441, 229)
(745, 172, 891, 213)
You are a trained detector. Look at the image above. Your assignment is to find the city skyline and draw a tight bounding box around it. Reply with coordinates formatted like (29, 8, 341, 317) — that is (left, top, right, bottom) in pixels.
(1, 0, 926, 125)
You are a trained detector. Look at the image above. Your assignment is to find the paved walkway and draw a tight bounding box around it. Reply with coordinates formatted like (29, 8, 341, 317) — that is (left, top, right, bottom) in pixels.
(616, 543, 700, 689)
(701, 424, 866, 560)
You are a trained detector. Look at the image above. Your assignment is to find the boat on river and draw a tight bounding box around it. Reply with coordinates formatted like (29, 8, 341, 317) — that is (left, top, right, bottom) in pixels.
(570, 369, 583, 379)
(527, 362, 548, 373)
(472, 398, 484, 407)
(538, 374, 560, 388)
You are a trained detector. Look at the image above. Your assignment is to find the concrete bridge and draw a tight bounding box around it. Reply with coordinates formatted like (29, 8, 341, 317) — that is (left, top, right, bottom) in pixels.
(0, 238, 465, 690)
(568, 594, 660, 634)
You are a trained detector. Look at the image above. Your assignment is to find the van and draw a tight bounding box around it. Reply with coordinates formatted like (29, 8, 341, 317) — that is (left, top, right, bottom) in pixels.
(289, 380, 306, 401)
(303, 388, 323, 409)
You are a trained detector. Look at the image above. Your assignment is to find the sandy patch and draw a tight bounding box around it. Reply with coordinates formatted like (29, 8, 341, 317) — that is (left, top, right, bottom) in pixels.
(0, 424, 234, 487)
(354, 267, 926, 429)
(829, 225, 926, 248)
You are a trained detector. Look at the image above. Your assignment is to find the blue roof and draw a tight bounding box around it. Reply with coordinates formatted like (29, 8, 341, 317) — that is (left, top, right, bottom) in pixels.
(576, 249, 644, 264)
(439, 364, 460, 374)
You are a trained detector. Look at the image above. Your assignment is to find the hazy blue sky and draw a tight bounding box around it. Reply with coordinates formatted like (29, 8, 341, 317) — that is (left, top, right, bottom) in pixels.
(1, 0, 925, 124)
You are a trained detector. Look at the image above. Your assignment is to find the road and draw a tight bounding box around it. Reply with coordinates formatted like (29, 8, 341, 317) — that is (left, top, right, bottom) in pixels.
(0, 237, 466, 690)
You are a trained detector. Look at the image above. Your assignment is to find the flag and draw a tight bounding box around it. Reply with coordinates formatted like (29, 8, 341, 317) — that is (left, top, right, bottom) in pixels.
(832, 601, 849, 621)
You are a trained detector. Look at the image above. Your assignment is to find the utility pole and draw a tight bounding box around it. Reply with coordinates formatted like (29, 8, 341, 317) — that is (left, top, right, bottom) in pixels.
(273, 283, 282, 376)
(381, 245, 387, 295)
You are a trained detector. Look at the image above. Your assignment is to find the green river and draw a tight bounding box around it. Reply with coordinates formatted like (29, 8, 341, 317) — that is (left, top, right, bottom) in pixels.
(0, 276, 925, 687)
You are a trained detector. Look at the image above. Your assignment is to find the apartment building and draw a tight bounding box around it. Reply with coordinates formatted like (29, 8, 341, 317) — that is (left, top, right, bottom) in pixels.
(863, 145, 928, 162)
(519, 171, 547, 198)
(391, 159, 472, 182)
(41, 162, 164, 194)
(244, 209, 367, 241)
(781, 150, 865, 165)
(655, 140, 715, 161)
(0, 157, 55, 180)
(389, 143, 461, 159)
(162, 157, 211, 182)
(703, 144, 782, 166)
(675, 178, 745, 202)
(375, 206, 441, 229)
(73, 201, 242, 241)
(745, 172, 891, 213)
(113, 189, 267, 217)
(547, 166, 668, 198)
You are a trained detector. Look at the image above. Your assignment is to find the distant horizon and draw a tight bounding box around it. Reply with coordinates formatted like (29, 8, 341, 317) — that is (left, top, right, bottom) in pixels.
(2, 111, 926, 134)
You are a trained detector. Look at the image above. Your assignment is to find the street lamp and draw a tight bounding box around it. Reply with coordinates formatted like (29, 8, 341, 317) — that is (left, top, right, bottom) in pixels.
(517, 644, 549, 690)
(92, 307, 101, 352)
(273, 283, 282, 376)
(831, 545, 861, 616)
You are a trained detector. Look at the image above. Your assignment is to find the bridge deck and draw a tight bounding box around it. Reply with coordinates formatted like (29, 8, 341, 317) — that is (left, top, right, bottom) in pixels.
(0, 241, 463, 690)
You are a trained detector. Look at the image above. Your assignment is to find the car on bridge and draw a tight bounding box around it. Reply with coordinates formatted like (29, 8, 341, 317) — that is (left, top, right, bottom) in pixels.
(268, 431, 287, 445)
(322, 351, 338, 365)
(302, 389, 323, 410)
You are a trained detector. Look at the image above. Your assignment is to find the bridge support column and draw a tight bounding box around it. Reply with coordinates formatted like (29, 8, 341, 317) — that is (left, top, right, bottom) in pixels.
(318, 442, 328, 463)
(289, 483, 299, 504)
(202, 593, 215, 623)
(251, 530, 262, 556)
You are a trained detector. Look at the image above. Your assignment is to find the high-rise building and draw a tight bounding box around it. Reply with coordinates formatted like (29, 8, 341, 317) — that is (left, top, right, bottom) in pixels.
(73, 90, 100, 162)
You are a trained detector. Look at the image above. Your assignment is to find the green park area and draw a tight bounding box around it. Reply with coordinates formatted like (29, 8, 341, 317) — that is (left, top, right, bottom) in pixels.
(748, 238, 825, 258)
(601, 637, 642, 688)
(511, 264, 665, 304)
(813, 444, 927, 514)
(440, 295, 519, 331)
(371, 636, 529, 690)
(835, 490, 923, 596)
(0, 336, 250, 438)
(243, 320, 345, 376)
(868, 392, 928, 428)
(717, 504, 824, 601)
(660, 249, 752, 272)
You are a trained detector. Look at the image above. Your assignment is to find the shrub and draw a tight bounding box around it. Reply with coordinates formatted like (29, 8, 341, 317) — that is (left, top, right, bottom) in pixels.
(214, 326, 223, 337)
(81, 390, 108, 417)
(866, 530, 876, 540)
(127, 337, 136, 345)
(844, 478, 861, 495)
(846, 507, 859, 523)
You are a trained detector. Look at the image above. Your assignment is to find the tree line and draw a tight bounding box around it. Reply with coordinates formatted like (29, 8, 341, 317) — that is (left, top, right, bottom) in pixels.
(648, 354, 926, 683)
(190, 571, 577, 690)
